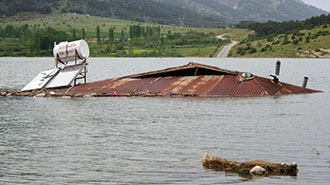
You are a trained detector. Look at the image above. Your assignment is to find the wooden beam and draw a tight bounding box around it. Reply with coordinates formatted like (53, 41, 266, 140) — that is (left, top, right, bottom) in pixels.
(194, 67, 199, 76)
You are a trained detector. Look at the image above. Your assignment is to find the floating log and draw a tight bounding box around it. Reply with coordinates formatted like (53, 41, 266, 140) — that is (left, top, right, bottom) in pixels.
(202, 153, 298, 177)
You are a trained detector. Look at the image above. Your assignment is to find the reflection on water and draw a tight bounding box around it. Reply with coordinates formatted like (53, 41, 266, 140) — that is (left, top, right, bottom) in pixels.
(1, 58, 330, 184)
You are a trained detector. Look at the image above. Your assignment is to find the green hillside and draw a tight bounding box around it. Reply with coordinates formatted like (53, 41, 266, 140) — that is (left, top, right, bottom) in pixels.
(3, 13, 247, 38)
(0, 13, 251, 57)
(229, 25, 330, 58)
(230, 13, 330, 58)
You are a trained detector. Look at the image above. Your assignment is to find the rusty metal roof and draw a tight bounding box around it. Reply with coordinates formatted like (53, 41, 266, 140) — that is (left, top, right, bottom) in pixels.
(48, 63, 321, 97)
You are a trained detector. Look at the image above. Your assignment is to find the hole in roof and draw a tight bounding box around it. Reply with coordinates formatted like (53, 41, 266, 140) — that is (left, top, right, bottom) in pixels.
(132, 67, 236, 78)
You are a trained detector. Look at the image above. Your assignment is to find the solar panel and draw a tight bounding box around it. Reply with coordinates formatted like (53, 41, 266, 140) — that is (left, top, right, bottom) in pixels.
(21, 40, 90, 92)
(21, 68, 60, 92)
(45, 63, 85, 89)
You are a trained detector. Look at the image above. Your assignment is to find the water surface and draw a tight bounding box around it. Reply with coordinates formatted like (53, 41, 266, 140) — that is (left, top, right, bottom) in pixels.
(1, 58, 330, 184)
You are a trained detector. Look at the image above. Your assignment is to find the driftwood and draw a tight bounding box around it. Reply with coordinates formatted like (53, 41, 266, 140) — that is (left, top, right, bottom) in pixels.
(202, 153, 298, 177)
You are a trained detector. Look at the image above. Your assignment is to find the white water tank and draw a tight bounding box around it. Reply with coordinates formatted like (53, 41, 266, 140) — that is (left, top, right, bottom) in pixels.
(53, 40, 90, 62)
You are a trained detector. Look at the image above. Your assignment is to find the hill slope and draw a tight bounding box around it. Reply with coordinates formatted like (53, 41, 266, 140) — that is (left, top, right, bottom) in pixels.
(230, 25, 330, 58)
(157, 0, 327, 23)
(0, 13, 252, 57)
(0, 0, 327, 27)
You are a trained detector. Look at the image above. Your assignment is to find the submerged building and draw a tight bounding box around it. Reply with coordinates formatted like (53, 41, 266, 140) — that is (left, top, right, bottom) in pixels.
(34, 62, 321, 98)
(15, 40, 321, 98)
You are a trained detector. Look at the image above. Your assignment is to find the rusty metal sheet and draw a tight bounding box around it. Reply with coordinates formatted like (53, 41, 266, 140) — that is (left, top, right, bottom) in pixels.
(180, 76, 212, 95)
(68, 78, 120, 94)
(208, 76, 240, 96)
(89, 78, 124, 95)
(275, 87, 293, 96)
(231, 79, 264, 97)
(198, 76, 225, 96)
(112, 78, 156, 94)
(281, 83, 309, 94)
(101, 78, 137, 90)
(254, 77, 283, 96)
(51, 74, 321, 97)
(160, 76, 199, 94)
(138, 77, 178, 93)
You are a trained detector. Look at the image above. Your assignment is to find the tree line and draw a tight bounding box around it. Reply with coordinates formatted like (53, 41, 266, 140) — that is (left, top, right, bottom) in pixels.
(0, 23, 223, 57)
(236, 14, 330, 38)
(0, 24, 71, 56)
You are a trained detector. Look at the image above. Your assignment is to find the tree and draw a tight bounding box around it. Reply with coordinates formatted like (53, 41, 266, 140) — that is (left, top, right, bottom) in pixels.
(160, 33, 165, 50)
(0, 27, 3, 37)
(148, 26, 153, 39)
(96, 25, 101, 45)
(129, 25, 133, 40)
(157, 26, 161, 38)
(82, 28, 85, 39)
(120, 29, 125, 41)
(109, 28, 114, 44)
(72, 28, 76, 40)
(31, 30, 41, 56)
(4, 25, 14, 37)
(282, 34, 289, 45)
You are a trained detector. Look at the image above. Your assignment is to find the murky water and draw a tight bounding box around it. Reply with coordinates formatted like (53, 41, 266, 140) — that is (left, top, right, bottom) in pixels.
(1, 58, 330, 184)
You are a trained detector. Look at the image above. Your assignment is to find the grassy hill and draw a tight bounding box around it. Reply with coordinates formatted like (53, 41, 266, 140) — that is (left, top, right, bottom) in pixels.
(3, 13, 249, 39)
(0, 13, 251, 57)
(229, 25, 330, 58)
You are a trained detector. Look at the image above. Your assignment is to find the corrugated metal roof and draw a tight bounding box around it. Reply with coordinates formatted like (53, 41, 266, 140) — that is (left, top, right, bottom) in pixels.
(232, 79, 264, 97)
(51, 77, 321, 97)
(41, 62, 322, 97)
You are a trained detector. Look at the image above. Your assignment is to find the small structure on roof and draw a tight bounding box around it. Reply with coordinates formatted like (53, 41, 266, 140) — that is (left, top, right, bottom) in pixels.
(18, 62, 321, 98)
(21, 40, 89, 92)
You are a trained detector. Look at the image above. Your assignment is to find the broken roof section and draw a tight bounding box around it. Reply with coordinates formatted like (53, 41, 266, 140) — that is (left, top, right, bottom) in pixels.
(122, 62, 239, 78)
(47, 62, 321, 97)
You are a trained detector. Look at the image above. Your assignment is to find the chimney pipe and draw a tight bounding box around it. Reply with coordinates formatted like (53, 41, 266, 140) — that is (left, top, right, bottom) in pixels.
(275, 60, 281, 76)
(303, 76, 309, 88)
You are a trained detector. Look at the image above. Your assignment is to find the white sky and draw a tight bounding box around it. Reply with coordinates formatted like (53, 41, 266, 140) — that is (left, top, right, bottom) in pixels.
(300, 0, 330, 12)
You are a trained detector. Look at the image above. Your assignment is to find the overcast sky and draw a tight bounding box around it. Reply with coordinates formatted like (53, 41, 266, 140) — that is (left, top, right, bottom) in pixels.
(301, 0, 330, 12)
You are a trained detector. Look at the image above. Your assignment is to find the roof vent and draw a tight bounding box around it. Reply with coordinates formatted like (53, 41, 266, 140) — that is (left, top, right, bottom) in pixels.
(239, 72, 254, 82)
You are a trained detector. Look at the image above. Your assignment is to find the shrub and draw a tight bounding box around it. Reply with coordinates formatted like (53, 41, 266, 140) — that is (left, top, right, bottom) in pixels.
(249, 47, 257, 54)
(292, 40, 299, 45)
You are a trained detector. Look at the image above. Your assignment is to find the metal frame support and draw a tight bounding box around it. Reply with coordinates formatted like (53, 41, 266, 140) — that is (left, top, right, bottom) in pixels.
(55, 49, 88, 86)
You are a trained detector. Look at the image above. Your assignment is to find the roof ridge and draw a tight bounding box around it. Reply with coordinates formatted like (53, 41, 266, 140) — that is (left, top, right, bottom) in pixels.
(120, 62, 239, 79)
(253, 76, 271, 96)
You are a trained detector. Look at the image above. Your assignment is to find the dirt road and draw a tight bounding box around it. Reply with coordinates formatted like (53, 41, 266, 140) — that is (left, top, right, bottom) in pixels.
(216, 34, 238, 58)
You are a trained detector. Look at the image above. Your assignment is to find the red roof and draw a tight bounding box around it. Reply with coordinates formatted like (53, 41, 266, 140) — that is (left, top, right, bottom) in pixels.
(50, 62, 321, 97)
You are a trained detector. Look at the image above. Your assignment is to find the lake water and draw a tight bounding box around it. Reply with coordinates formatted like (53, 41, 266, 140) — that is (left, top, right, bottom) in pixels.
(1, 57, 330, 185)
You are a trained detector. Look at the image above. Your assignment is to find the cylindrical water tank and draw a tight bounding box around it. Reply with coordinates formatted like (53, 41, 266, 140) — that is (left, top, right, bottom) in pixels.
(53, 40, 90, 62)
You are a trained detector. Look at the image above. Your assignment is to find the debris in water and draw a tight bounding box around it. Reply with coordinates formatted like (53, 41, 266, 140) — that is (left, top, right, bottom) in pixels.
(0, 88, 19, 97)
(250, 165, 266, 176)
(311, 147, 320, 155)
(202, 153, 298, 177)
